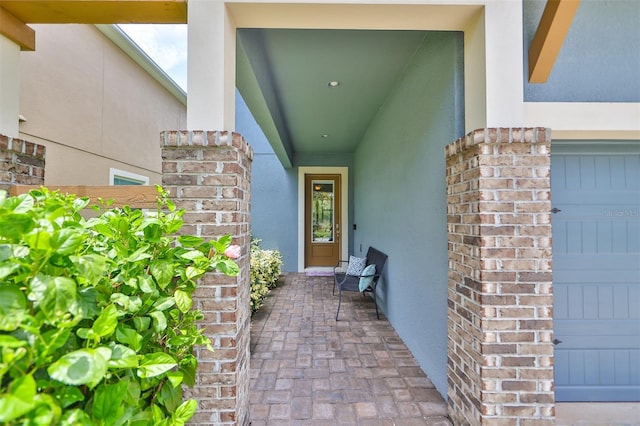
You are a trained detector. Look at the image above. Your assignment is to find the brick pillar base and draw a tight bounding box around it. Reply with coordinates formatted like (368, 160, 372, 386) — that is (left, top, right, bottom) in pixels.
(445, 128, 554, 425)
(0, 133, 46, 190)
(161, 130, 253, 425)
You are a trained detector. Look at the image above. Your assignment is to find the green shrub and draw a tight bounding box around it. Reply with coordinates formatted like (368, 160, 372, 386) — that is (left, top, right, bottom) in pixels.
(249, 239, 282, 313)
(0, 187, 239, 425)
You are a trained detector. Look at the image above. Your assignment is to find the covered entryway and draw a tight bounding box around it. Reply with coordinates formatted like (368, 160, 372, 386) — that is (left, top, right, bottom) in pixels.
(552, 142, 640, 401)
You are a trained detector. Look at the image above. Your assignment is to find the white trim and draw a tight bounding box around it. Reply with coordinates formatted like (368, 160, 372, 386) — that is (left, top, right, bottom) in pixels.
(109, 168, 150, 185)
(298, 166, 349, 272)
(0, 35, 20, 137)
(524, 102, 640, 140)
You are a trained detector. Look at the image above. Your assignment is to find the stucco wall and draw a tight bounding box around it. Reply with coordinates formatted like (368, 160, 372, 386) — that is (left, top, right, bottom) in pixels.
(353, 32, 464, 396)
(237, 91, 299, 270)
(18, 24, 186, 186)
(239, 91, 357, 272)
(523, 0, 640, 102)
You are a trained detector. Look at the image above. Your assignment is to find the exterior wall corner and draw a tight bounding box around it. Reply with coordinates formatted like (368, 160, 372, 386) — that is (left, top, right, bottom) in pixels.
(161, 129, 253, 425)
(445, 127, 554, 425)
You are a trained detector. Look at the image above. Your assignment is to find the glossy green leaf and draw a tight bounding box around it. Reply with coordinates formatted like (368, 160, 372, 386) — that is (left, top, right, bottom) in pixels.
(25, 229, 52, 251)
(29, 393, 61, 426)
(133, 316, 151, 333)
(0, 260, 21, 280)
(138, 275, 156, 293)
(0, 374, 36, 422)
(174, 290, 192, 313)
(5, 194, 34, 213)
(92, 304, 118, 338)
(115, 325, 143, 352)
(41, 328, 72, 354)
(137, 352, 177, 379)
(108, 344, 138, 369)
(0, 335, 26, 348)
(211, 234, 232, 254)
(0, 285, 26, 331)
(149, 310, 167, 333)
(48, 347, 111, 387)
(185, 266, 205, 280)
(166, 371, 184, 388)
(0, 214, 35, 240)
(76, 287, 100, 318)
(71, 254, 108, 287)
(123, 378, 141, 406)
(172, 399, 197, 425)
(29, 275, 77, 324)
(158, 379, 181, 413)
(72, 197, 90, 212)
(150, 260, 174, 289)
(90, 222, 115, 238)
(214, 258, 240, 276)
(179, 356, 197, 387)
(143, 223, 163, 242)
(50, 228, 84, 255)
(177, 235, 203, 248)
(55, 386, 85, 408)
(92, 380, 127, 423)
(76, 327, 95, 341)
(153, 297, 175, 312)
(59, 408, 93, 426)
(180, 250, 205, 261)
(126, 246, 152, 263)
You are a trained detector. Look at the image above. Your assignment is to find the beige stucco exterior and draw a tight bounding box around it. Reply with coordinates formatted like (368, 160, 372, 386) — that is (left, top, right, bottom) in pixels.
(18, 24, 186, 186)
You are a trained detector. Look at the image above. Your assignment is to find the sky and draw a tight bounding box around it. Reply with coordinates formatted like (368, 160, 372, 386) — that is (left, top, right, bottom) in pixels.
(118, 24, 188, 92)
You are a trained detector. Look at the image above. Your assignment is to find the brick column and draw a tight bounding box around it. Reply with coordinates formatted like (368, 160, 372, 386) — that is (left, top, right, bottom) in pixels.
(161, 130, 253, 425)
(0, 133, 45, 190)
(445, 128, 554, 425)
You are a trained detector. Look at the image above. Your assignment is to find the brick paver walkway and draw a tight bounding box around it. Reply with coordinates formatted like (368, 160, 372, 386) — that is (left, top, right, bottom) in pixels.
(249, 273, 452, 425)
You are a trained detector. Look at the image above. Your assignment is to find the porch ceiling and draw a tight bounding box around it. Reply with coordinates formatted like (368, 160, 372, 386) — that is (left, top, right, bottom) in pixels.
(237, 29, 429, 162)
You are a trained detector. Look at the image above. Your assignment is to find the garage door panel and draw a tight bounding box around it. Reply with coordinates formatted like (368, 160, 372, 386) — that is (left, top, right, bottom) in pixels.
(556, 283, 638, 320)
(552, 147, 640, 402)
(555, 321, 640, 347)
(554, 216, 638, 254)
(553, 254, 639, 270)
(554, 268, 640, 284)
(557, 350, 640, 396)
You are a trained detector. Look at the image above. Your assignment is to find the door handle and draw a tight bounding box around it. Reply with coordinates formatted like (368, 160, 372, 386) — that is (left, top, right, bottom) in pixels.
(553, 338, 562, 345)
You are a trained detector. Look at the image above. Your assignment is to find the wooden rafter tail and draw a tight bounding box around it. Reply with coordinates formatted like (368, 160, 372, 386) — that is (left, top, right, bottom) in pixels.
(0, 6, 35, 50)
(9, 185, 159, 209)
(528, 0, 581, 84)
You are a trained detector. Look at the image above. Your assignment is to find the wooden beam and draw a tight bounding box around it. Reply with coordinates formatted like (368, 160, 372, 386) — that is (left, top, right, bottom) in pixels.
(0, 1, 187, 24)
(0, 7, 35, 50)
(9, 185, 159, 209)
(528, 0, 581, 83)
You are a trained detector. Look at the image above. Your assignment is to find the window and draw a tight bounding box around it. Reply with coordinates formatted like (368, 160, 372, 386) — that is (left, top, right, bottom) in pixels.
(109, 168, 149, 186)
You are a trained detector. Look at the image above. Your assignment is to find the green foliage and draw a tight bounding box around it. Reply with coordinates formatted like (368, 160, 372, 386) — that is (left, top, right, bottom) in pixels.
(249, 239, 283, 314)
(0, 187, 239, 425)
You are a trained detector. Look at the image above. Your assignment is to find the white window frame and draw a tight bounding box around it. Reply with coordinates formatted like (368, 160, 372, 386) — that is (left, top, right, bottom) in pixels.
(109, 168, 149, 185)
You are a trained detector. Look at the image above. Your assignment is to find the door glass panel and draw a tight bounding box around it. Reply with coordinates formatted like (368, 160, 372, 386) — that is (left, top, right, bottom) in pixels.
(311, 180, 334, 243)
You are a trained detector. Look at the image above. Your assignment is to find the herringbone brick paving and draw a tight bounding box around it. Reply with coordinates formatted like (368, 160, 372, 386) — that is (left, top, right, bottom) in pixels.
(249, 273, 452, 425)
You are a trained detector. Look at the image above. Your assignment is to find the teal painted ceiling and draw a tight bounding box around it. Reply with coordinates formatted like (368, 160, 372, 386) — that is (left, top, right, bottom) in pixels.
(237, 29, 427, 166)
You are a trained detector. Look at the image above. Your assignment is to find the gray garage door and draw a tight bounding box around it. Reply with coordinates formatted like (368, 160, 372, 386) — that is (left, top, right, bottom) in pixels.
(552, 142, 640, 402)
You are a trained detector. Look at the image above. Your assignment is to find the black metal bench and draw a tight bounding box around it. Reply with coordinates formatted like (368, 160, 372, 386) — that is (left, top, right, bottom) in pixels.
(333, 247, 388, 321)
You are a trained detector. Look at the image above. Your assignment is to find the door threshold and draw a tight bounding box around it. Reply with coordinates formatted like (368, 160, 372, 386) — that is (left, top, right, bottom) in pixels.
(304, 267, 334, 277)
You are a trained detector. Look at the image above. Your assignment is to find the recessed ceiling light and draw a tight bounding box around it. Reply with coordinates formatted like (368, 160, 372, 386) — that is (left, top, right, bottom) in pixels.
(328, 81, 340, 88)
(321, 134, 329, 138)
